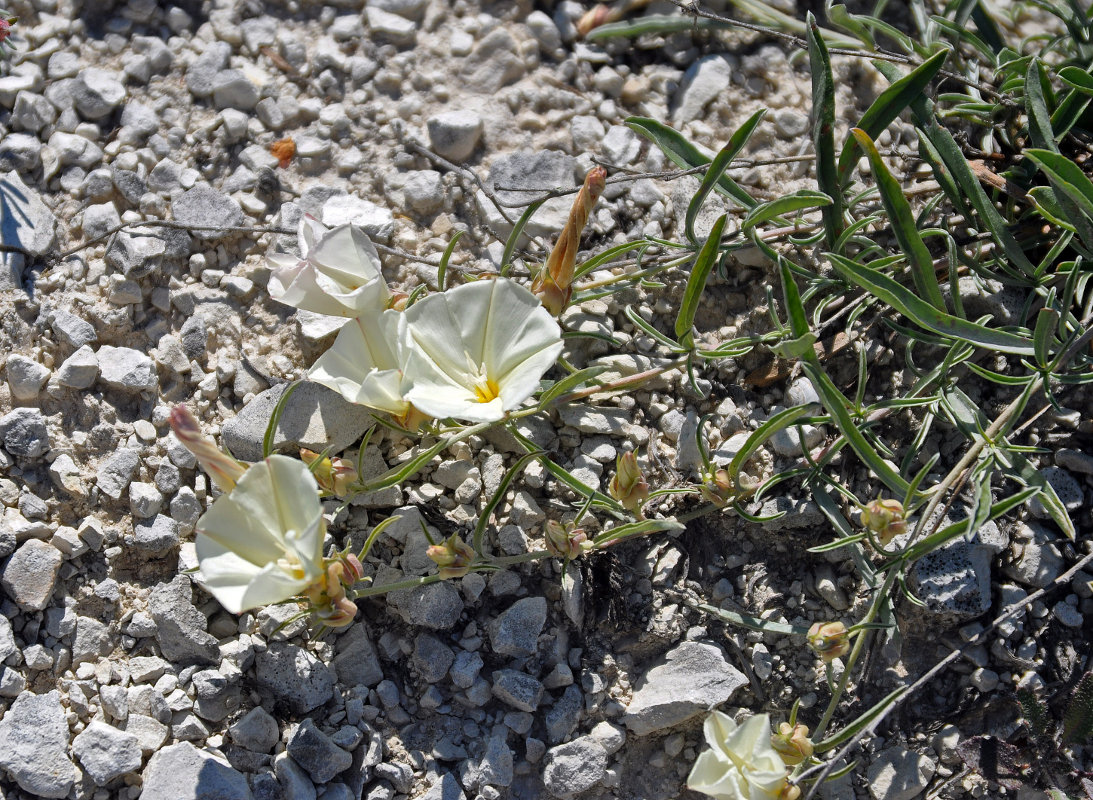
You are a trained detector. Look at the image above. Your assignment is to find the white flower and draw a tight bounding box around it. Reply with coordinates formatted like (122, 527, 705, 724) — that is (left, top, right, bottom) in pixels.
(268, 216, 391, 317)
(308, 309, 409, 417)
(195, 455, 325, 614)
(398, 277, 563, 423)
(687, 713, 793, 800)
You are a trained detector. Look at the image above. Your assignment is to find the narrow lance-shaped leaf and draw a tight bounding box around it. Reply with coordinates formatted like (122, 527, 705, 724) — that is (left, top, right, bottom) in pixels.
(837, 49, 949, 184)
(685, 109, 765, 245)
(675, 213, 728, 349)
(850, 128, 947, 310)
(1025, 148, 1093, 224)
(826, 252, 1035, 355)
(742, 190, 831, 233)
(807, 12, 843, 249)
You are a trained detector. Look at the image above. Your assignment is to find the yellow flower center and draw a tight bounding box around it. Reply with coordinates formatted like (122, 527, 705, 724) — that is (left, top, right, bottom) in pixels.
(276, 539, 307, 580)
(473, 376, 501, 404)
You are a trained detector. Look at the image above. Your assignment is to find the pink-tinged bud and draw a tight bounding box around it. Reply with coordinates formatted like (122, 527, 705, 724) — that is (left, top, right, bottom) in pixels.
(699, 469, 735, 508)
(609, 451, 649, 517)
(341, 553, 365, 585)
(544, 520, 593, 560)
(0, 17, 14, 44)
(771, 722, 813, 766)
(168, 405, 248, 492)
(300, 449, 358, 496)
(427, 534, 476, 580)
(807, 621, 851, 662)
(321, 594, 359, 627)
(861, 498, 907, 546)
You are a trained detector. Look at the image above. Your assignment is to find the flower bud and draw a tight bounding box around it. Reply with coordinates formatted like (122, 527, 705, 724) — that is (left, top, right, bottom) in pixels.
(427, 534, 476, 580)
(388, 291, 410, 311)
(780, 785, 802, 800)
(771, 722, 813, 766)
(544, 520, 593, 560)
(861, 498, 907, 545)
(609, 452, 649, 517)
(300, 449, 358, 496)
(169, 405, 248, 492)
(699, 469, 735, 508)
(807, 621, 851, 662)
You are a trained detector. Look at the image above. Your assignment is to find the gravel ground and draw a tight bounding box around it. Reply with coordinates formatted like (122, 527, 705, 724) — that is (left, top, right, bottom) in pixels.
(1, 0, 1091, 799)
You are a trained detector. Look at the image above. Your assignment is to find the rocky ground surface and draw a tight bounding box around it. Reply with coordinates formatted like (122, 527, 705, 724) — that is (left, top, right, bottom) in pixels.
(1, 0, 1091, 799)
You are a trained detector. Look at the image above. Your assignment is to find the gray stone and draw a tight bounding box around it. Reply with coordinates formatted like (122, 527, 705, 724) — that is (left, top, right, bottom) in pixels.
(402, 170, 444, 216)
(0, 407, 49, 458)
(459, 29, 524, 93)
(141, 742, 253, 800)
(472, 734, 513, 789)
(133, 514, 180, 556)
(186, 41, 232, 98)
(487, 150, 576, 238)
(541, 736, 608, 800)
(148, 575, 220, 665)
(866, 745, 936, 800)
(0, 131, 43, 170)
(71, 721, 142, 785)
(125, 714, 169, 754)
(255, 644, 336, 714)
(426, 110, 483, 163)
(908, 520, 1008, 621)
(488, 597, 547, 658)
(50, 309, 97, 349)
(774, 108, 810, 139)
(0, 690, 79, 797)
(672, 55, 733, 125)
(1004, 521, 1066, 588)
(0, 172, 57, 290)
(119, 101, 159, 142)
(545, 684, 583, 744)
(223, 381, 376, 462)
(1057, 447, 1093, 475)
(229, 706, 279, 753)
(130, 481, 165, 518)
(96, 449, 140, 500)
(491, 670, 544, 712)
(0, 615, 15, 663)
(449, 650, 483, 689)
(274, 751, 317, 800)
(6, 354, 50, 401)
(388, 579, 464, 630)
(180, 314, 209, 360)
(370, 0, 427, 19)
(320, 195, 395, 242)
(0, 539, 62, 610)
(73, 616, 113, 665)
(287, 718, 353, 783)
(96, 346, 157, 392)
(332, 623, 385, 688)
(365, 6, 416, 44)
(12, 90, 55, 132)
(212, 70, 260, 111)
(82, 201, 122, 240)
(193, 668, 242, 722)
(420, 772, 465, 800)
(623, 641, 747, 735)
(74, 68, 126, 119)
(173, 184, 246, 240)
(413, 633, 456, 683)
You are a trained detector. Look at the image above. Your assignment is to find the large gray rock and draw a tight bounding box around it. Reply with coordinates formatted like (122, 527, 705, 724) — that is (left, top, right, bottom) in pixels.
(147, 575, 220, 665)
(0, 690, 80, 797)
(96, 449, 141, 500)
(426, 110, 483, 162)
(73, 68, 126, 119)
(672, 54, 733, 125)
(172, 184, 246, 240)
(387, 579, 464, 630)
(255, 643, 335, 714)
(488, 596, 547, 658)
(96, 346, 158, 393)
(908, 519, 1008, 621)
(542, 736, 608, 800)
(286, 718, 352, 783)
(0, 539, 63, 611)
(485, 150, 576, 238)
(141, 742, 253, 800)
(1004, 521, 1066, 588)
(222, 381, 376, 462)
(0, 407, 49, 457)
(0, 172, 57, 290)
(623, 641, 747, 735)
(71, 721, 143, 785)
(228, 706, 279, 753)
(867, 745, 936, 800)
(333, 624, 384, 688)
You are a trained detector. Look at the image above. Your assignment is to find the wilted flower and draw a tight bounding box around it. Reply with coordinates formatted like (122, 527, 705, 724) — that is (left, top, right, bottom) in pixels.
(771, 722, 813, 766)
(267, 216, 391, 317)
(300, 449, 358, 496)
(544, 520, 594, 560)
(609, 451, 649, 518)
(309, 309, 410, 417)
(532, 166, 606, 316)
(688, 712, 796, 800)
(807, 621, 851, 663)
(195, 455, 325, 615)
(169, 405, 248, 492)
(861, 498, 907, 546)
(270, 137, 295, 168)
(398, 278, 563, 423)
(427, 534, 476, 580)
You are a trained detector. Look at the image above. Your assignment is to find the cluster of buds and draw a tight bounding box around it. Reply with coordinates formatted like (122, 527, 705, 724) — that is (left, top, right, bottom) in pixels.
(427, 534, 476, 580)
(169, 406, 248, 492)
(771, 722, 813, 766)
(608, 452, 649, 518)
(807, 621, 851, 663)
(860, 498, 907, 546)
(303, 548, 365, 627)
(0, 15, 15, 47)
(544, 520, 595, 561)
(300, 449, 358, 497)
(532, 166, 607, 316)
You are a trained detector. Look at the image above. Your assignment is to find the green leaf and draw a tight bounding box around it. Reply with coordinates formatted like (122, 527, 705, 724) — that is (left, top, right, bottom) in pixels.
(849, 128, 946, 310)
(1053, 65, 1093, 139)
(742, 190, 832, 233)
(676, 214, 728, 349)
(626, 117, 757, 209)
(814, 687, 907, 752)
(837, 50, 949, 185)
(728, 403, 821, 487)
(538, 366, 609, 406)
(473, 450, 541, 552)
(263, 381, 301, 458)
(593, 517, 685, 547)
(1033, 307, 1060, 367)
(436, 229, 464, 292)
(500, 199, 545, 276)
(625, 304, 685, 351)
(693, 602, 810, 636)
(807, 13, 843, 249)
(685, 109, 765, 245)
(506, 424, 623, 511)
(584, 14, 731, 39)
(1025, 148, 1093, 223)
(930, 16, 994, 61)
(1002, 450, 1076, 539)
(826, 253, 1035, 355)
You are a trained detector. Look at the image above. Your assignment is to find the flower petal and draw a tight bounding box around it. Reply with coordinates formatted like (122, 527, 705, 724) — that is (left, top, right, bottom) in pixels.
(309, 313, 408, 414)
